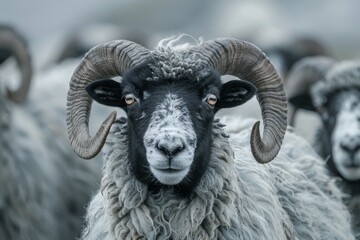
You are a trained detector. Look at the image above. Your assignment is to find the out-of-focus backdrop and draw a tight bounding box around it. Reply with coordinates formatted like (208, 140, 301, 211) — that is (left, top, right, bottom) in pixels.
(1, 0, 360, 141)
(2, 0, 360, 62)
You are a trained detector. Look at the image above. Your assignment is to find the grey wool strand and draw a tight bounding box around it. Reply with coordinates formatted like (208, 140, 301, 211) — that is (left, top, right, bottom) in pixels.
(80, 117, 354, 240)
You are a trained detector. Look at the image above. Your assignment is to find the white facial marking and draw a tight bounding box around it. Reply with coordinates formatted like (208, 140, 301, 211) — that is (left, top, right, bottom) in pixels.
(143, 93, 197, 185)
(143, 91, 150, 100)
(331, 95, 360, 180)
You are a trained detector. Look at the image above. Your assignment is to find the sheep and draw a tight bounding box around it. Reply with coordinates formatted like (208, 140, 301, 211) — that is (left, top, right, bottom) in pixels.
(0, 25, 32, 103)
(66, 35, 355, 240)
(0, 25, 101, 239)
(287, 56, 360, 238)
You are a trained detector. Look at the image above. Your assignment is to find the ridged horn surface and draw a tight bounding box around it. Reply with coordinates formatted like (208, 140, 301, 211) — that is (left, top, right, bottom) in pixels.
(0, 26, 32, 103)
(66, 40, 151, 159)
(191, 38, 287, 163)
(286, 56, 335, 125)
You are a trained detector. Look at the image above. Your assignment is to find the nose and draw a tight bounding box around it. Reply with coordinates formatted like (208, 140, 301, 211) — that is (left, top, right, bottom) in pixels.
(340, 141, 360, 158)
(156, 137, 185, 159)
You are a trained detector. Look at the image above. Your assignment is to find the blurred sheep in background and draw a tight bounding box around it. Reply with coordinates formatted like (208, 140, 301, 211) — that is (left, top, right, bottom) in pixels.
(287, 56, 360, 238)
(0, 25, 101, 240)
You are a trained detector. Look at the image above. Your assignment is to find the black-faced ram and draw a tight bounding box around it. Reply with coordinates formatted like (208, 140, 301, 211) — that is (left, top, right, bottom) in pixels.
(287, 56, 360, 238)
(66, 36, 355, 240)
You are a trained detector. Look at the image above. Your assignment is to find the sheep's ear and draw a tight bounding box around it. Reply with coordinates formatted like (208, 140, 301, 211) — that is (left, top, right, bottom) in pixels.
(216, 80, 256, 108)
(288, 93, 316, 112)
(86, 79, 125, 107)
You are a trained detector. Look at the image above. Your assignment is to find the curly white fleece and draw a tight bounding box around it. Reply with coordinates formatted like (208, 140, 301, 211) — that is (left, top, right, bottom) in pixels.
(80, 117, 355, 240)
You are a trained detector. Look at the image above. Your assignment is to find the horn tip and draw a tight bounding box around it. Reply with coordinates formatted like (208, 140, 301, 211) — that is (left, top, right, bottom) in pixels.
(250, 121, 278, 164)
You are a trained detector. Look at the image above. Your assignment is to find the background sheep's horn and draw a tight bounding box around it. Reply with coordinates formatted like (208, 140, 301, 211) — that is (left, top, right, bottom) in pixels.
(286, 56, 335, 125)
(0, 26, 32, 103)
(191, 38, 287, 163)
(66, 40, 151, 159)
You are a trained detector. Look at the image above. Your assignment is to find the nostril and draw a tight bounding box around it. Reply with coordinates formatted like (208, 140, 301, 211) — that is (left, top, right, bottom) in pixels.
(340, 143, 352, 153)
(340, 143, 350, 152)
(169, 145, 184, 157)
(355, 145, 360, 153)
(157, 144, 170, 156)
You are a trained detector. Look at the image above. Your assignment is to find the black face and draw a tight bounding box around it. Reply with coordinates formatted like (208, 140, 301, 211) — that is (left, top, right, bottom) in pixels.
(86, 61, 256, 195)
(321, 90, 345, 137)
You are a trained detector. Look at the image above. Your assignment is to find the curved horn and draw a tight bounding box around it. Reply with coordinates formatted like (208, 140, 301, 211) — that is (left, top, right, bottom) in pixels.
(0, 26, 32, 103)
(191, 38, 287, 164)
(286, 56, 335, 125)
(66, 40, 151, 159)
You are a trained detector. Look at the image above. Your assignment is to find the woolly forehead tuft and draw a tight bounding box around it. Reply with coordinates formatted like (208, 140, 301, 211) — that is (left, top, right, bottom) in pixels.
(147, 34, 211, 82)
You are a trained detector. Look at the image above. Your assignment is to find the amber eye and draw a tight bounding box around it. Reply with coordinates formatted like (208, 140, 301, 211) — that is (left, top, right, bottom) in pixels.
(207, 94, 217, 106)
(124, 94, 136, 105)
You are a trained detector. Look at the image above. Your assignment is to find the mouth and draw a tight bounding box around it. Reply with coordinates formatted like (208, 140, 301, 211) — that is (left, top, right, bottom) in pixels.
(150, 166, 190, 185)
(162, 168, 181, 173)
(343, 163, 360, 169)
(152, 167, 188, 174)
